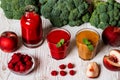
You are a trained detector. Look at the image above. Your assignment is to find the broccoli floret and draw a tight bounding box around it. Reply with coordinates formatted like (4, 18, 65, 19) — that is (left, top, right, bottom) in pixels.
(107, 0, 115, 4)
(40, 0, 90, 27)
(98, 22, 108, 29)
(68, 9, 81, 26)
(1, 0, 39, 19)
(60, 7, 69, 25)
(69, 20, 83, 27)
(77, 2, 88, 14)
(107, 11, 114, 24)
(99, 13, 109, 23)
(90, 0, 120, 29)
(65, 0, 75, 11)
(69, 9, 79, 21)
(50, 16, 63, 27)
(82, 13, 91, 22)
(114, 2, 120, 8)
(73, 0, 84, 7)
(39, 0, 47, 4)
(50, 0, 69, 27)
(111, 21, 117, 26)
(113, 6, 119, 20)
(90, 13, 99, 27)
(41, 0, 57, 18)
(96, 2, 108, 13)
(107, 4, 114, 11)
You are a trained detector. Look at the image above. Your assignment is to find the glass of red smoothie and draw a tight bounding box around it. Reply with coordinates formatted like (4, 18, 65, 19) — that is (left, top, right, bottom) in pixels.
(47, 28, 71, 60)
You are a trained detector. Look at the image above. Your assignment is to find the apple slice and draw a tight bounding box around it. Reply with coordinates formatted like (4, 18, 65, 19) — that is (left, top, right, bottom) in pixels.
(86, 62, 100, 78)
(109, 50, 120, 64)
(103, 49, 120, 71)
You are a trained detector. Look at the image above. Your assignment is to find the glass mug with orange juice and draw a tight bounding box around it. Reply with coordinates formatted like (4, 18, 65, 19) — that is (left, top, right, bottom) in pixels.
(76, 28, 100, 60)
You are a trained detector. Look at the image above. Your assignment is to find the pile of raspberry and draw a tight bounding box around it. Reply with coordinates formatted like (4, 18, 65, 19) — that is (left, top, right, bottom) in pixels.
(8, 53, 33, 73)
(51, 63, 76, 76)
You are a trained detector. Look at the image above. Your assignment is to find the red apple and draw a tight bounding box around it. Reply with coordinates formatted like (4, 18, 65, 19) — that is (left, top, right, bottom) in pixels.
(102, 26, 120, 46)
(0, 31, 18, 52)
(103, 49, 120, 71)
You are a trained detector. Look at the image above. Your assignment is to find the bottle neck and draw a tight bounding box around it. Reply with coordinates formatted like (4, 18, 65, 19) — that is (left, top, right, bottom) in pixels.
(25, 5, 36, 12)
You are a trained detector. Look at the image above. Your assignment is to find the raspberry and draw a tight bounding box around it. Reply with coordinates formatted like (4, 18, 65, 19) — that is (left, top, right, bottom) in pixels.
(69, 70, 76, 76)
(60, 71, 67, 76)
(25, 61, 33, 70)
(59, 64, 66, 69)
(12, 53, 22, 58)
(68, 63, 74, 69)
(11, 54, 20, 63)
(12, 53, 18, 58)
(24, 55, 32, 62)
(19, 64, 26, 72)
(16, 53, 22, 56)
(8, 62, 14, 69)
(26, 65, 31, 70)
(26, 61, 33, 66)
(14, 65, 20, 72)
(24, 61, 33, 71)
(51, 70, 58, 76)
(17, 61, 23, 67)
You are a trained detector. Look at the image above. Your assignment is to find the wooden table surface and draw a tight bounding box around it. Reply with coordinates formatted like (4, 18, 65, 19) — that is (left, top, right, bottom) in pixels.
(0, 2, 120, 80)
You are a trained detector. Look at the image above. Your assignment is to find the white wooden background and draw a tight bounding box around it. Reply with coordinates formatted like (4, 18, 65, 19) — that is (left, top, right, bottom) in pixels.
(0, 0, 120, 80)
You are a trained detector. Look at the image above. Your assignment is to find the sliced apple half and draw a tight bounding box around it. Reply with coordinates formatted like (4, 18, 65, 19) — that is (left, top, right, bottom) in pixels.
(86, 62, 100, 78)
(103, 49, 120, 71)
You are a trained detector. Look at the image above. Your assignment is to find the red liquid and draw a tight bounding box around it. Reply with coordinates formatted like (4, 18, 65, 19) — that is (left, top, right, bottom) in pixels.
(47, 28, 71, 60)
(21, 12, 43, 47)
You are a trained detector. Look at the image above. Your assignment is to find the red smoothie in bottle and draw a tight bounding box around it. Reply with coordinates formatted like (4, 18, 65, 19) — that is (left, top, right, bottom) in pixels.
(47, 28, 71, 60)
(20, 5, 43, 48)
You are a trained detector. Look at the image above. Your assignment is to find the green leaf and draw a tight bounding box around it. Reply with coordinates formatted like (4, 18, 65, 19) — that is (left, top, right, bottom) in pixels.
(56, 39, 65, 48)
(60, 39, 65, 44)
(56, 42, 61, 47)
(88, 45, 94, 51)
(83, 38, 94, 51)
(83, 38, 91, 45)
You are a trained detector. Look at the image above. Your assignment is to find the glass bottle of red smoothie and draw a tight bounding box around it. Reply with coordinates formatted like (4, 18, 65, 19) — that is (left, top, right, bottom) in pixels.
(20, 5, 43, 48)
